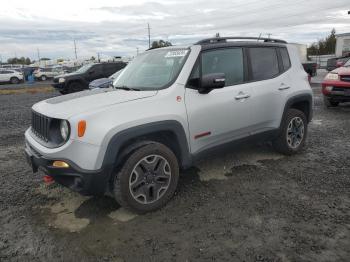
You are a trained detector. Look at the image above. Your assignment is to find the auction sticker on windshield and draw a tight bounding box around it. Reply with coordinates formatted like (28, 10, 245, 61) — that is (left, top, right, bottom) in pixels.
(165, 50, 188, 58)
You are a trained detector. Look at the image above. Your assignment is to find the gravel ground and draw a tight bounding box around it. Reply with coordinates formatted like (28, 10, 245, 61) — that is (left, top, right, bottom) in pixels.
(0, 85, 349, 262)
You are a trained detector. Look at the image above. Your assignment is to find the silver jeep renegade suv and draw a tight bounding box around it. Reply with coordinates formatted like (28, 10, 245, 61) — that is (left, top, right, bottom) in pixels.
(25, 37, 313, 213)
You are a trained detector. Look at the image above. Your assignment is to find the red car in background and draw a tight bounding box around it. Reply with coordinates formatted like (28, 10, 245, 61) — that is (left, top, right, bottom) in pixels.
(322, 59, 350, 107)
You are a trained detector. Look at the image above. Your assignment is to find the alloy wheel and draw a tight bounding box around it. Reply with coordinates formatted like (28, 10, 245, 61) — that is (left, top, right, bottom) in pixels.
(286, 116, 304, 149)
(129, 155, 171, 204)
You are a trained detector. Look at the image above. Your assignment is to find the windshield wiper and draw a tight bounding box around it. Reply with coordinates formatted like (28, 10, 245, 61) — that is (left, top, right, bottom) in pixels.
(114, 85, 141, 91)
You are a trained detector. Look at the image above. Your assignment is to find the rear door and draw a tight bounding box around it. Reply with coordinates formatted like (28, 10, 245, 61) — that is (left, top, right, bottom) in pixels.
(185, 47, 253, 154)
(0, 70, 5, 82)
(86, 64, 104, 81)
(247, 47, 289, 132)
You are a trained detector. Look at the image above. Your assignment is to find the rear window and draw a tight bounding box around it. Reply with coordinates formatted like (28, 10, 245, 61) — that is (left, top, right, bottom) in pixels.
(280, 48, 291, 71)
(249, 47, 279, 81)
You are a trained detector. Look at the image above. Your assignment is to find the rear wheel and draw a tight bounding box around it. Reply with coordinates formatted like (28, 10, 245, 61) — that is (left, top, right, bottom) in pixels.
(273, 109, 307, 155)
(113, 142, 179, 214)
(10, 77, 19, 84)
(323, 97, 339, 107)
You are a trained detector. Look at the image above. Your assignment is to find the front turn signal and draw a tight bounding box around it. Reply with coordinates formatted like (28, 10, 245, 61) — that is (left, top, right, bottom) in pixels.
(52, 161, 70, 168)
(78, 120, 86, 137)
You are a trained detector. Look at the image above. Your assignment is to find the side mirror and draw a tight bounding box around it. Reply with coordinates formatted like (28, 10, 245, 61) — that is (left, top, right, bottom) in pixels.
(199, 73, 225, 94)
(88, 70, 95, 75)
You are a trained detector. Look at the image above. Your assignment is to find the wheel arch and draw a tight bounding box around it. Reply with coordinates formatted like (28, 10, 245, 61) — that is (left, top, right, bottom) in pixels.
(281, 93, 313, 127)
(101, 120, 192, 172)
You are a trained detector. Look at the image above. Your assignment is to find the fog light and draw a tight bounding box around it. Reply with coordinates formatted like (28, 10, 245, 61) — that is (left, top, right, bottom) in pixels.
(325, 86, 333, 92)
(52, 161, 70, 168)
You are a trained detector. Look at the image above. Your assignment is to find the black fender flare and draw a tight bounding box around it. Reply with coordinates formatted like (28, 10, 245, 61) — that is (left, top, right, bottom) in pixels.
(100, 120, 192, 171)
(280, 93, 313, 127)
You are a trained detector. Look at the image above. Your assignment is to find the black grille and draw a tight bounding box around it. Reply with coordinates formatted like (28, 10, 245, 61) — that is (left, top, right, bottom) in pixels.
(333, 87, 345, 92)
(31, 111, 50, 142)
(340, 76, 350, 83)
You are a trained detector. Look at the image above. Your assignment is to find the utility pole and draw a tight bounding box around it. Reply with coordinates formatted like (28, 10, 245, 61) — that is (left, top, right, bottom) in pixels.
(267, 33, 272, 39)
(74, 39, 78, 60)
(37, 48, 40, 61)
(97, 52, 100, 62)
(147, 23, 151, 49)
(136, 47, 139, 56)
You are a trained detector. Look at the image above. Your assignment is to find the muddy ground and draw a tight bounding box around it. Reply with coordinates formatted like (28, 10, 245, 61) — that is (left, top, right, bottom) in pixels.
(0, 84, 349, 262)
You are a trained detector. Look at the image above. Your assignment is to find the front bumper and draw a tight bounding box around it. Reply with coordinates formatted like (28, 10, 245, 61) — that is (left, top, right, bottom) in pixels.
(25, 142, 112, 196)
(322, 83, 350, 102)
(52, 82, 65, 90)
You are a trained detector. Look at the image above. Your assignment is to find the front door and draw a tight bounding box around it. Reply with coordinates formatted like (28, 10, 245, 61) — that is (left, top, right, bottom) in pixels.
(185, 47, 253, 154)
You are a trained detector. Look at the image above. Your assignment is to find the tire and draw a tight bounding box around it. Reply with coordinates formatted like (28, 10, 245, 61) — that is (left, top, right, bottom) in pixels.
(113, 142, 179, 214)
(40, 75, 47, 81)
(59, 90, 68, 95)
(323, 97, 339, 108)
(67, 82, 84, 93)
(273, 108, 307, 155)
(10, 77, 19, 84)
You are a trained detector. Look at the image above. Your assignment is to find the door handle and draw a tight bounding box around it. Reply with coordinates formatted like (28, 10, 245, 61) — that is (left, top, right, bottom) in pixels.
(235, 93, 250, 100)
(278, 83, 290, 90)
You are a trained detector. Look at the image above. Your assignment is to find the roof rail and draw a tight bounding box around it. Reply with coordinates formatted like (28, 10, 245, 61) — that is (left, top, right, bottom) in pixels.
(195, 37, 287, 44)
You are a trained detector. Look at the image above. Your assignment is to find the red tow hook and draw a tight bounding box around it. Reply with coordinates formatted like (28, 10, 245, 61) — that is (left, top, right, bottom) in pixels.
(43, 175, 54, 184)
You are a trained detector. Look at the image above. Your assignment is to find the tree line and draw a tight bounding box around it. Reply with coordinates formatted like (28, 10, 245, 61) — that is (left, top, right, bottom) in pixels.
(307, 29, 336, 56)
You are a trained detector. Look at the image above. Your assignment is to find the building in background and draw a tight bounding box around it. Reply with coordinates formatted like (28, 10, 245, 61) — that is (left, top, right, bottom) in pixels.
(335, 33, 350, 57)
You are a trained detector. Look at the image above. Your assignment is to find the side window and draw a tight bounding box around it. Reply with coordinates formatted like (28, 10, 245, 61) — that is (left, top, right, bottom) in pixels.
(249, 47, 279, 81)
(201, 48, 244, 86)
(280, 47, 291, 71)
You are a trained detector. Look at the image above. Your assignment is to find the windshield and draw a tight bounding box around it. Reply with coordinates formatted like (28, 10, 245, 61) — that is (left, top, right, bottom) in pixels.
(344, 59, 350, 67)
(75, 64, 93, 74)
(113, 48, 189, 90)
(109, 69, 123, 79)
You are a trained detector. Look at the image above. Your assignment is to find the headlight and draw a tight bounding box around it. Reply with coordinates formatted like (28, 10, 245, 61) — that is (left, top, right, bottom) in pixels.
(60, 120, 70, 141)
(325, 73, 339, 81)
(58, 78, 66, 83)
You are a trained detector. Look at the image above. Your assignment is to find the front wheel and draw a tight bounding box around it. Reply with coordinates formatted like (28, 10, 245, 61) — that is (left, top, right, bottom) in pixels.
(323, 97, 339, 108)
(67, 82, 84, 93)
(113, 142, 179, 214)
(40, 75, 47, 81)
(10, 77, 19, 84)
(273, 109, 307, 155)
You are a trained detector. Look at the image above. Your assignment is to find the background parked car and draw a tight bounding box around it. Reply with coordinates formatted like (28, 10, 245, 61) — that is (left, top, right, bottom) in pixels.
(326, 56, 350, 71)
(52, 62, 127, 94)
(0, 69, 24, 84)
(33, 67, 64, 81)
(89, 69, 124, 89)
(322, 59, 350, 107)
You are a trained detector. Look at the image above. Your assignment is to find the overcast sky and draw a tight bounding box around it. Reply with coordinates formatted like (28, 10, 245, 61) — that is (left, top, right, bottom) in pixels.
(0, 0, 349, 61)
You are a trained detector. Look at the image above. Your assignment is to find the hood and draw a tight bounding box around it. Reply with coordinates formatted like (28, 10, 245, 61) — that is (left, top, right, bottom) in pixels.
(331, 66, 350, 75)
(54, 72, 82, 79)
(32, 88, 157, 119)
(89, 78, 111, 88)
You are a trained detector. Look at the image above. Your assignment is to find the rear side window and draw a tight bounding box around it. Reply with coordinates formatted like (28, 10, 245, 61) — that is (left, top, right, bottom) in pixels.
(280, 48, 291, 71)
(249, 47, 279, 81)
(201, 48, 244, 86)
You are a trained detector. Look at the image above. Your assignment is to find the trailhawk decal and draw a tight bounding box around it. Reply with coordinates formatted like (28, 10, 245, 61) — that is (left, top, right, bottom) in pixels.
(165, 50, 188, 58)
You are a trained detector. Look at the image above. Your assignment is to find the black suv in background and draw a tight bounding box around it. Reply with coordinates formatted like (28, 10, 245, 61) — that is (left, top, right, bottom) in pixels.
(52, 62, 127, 94)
